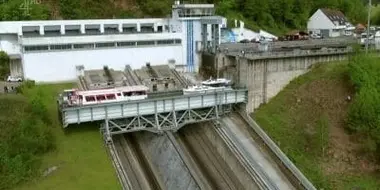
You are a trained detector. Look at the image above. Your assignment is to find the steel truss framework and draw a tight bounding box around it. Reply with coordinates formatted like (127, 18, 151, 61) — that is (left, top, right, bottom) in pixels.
(101, 104, 232, 139)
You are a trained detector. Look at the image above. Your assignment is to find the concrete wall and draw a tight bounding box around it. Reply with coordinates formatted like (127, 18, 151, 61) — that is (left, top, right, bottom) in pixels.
(216, 51, 348, 113)
(0, 34, 20, 55)
(23, 45, 183, 82)
(0, 17, 221, 82)
(10, 59, 22, 77)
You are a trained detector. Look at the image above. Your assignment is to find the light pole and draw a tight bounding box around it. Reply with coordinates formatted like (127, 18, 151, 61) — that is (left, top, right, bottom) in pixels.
(366, 0, 372, 53)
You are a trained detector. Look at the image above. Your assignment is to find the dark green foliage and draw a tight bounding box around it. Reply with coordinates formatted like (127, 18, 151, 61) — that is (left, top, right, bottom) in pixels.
(0, 84, 55, 190)
(0, 0, 50, 21)
(0, 0, 369, 35)
(214, 0, 366, 34)
(59, 0, 138, 19)
(347, 54, 380, 158)
(137, 0, 173, 17)
(0, 51, 9, 79)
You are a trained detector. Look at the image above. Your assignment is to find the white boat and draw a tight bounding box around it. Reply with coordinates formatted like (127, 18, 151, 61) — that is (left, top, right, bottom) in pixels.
(183, 78, 232, 95)
(201, 78, 231, 87)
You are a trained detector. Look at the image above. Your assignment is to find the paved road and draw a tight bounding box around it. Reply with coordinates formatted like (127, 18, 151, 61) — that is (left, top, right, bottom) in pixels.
(219, 37, 357, 53)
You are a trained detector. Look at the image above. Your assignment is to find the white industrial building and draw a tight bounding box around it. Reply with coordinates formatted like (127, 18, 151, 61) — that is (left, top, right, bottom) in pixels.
(307, 8, 354, 38)
(0, 1, 226, 82)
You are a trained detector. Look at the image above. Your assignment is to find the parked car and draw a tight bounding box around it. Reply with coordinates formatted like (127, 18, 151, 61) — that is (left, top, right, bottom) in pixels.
(7, 76, 23, 82)
(239, 39, 250, 43)
(310, 33, 322, 39)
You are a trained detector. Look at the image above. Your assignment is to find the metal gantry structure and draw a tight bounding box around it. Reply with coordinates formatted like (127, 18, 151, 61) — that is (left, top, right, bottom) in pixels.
(59, 89, 248, 140)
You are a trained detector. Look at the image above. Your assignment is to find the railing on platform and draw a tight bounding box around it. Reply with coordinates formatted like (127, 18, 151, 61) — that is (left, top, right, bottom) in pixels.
(60, 89, 248, 135)
(225, 47, 352, 60)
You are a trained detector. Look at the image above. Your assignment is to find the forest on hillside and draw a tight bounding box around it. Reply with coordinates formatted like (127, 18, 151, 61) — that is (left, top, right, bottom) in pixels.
(0, 0, 375, 34)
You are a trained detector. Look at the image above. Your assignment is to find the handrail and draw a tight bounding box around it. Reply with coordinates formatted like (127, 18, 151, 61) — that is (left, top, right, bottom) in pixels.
(60, 88, 248, 110)
(225, 47, 352, 59)
(236, 109, 317, 190)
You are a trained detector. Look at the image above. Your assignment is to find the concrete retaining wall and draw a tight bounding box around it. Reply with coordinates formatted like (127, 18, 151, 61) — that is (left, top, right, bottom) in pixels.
(214, 51, 348, 113)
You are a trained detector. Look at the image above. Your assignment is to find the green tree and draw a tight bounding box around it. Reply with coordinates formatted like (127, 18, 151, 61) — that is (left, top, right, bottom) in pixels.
(138, 0, 172, 17)
(0, 51, 10, 79)
(0, 0, 50, 21)
(0, 93, 54, 189)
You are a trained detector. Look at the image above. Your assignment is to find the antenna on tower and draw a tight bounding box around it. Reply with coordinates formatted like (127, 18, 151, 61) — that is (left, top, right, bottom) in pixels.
(19, 0, 40, 16)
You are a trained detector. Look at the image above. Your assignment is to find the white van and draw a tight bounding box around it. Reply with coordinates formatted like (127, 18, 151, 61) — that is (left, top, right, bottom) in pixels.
(7, 76, 23, 82)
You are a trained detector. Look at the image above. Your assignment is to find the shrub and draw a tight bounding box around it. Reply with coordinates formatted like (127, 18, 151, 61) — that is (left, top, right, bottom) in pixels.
(0, 88, 54, 189)
(0, 51, 9, 79)
(347, 53, 380, 158)
(16, 80, 36, 94)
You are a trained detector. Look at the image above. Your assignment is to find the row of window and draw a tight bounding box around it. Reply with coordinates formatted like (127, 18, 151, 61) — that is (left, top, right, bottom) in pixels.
(83, 91, 147, 102)
(23, 39, 182, 52)
(22, 25, 172, 37)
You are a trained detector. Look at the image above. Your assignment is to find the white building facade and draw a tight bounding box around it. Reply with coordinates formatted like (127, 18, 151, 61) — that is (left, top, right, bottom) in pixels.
(307, 8, 354, 38)
(0, 1, 226, 82)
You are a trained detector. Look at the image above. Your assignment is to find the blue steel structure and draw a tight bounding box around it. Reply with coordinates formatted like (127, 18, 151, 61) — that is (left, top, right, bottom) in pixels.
(59, 89, 248, 139)
(186, 21, 195, 72)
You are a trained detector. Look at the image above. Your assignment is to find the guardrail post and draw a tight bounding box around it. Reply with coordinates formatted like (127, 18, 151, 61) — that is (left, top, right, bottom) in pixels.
(215, 93, 219, 118)
(104, 119, 112, 143)
(172, 99, 178, 130)
(154, 100, 160, 132)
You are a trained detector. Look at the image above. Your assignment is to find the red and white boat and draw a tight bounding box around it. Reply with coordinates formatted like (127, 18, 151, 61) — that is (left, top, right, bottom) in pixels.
(60, 85, 149, 107)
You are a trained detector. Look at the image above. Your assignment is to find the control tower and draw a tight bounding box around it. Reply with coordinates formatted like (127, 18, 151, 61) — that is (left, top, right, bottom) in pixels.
(171, 0, 226, 72)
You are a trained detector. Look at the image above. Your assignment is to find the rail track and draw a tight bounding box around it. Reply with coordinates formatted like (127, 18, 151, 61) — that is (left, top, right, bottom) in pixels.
(175, 121, 282, 190)
(123, 66, 139, 86)
(108, 117, 289, 190)
(215, 119, 281, 190)
(233, 110, 315, 190)
(178, 124, 245, 189)
(171, 69, 191, 87)
(113, 134, 164, 190)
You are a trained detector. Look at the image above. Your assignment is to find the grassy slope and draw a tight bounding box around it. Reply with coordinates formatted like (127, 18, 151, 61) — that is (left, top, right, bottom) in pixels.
(13, 84, 120, 190)
(253, 62, 380, 189)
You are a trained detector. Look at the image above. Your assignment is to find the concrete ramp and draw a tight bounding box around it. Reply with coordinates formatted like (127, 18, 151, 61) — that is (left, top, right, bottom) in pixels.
(220, 115, 296, 190)
(136, 132, 200, 190)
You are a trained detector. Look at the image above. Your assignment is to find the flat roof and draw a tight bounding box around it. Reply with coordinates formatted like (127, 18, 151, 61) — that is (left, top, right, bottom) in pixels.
(20, 32, 182, 46)
(0, 18, 169, 34)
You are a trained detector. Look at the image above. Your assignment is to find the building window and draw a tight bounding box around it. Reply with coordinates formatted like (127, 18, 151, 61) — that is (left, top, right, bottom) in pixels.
(50, 44, 72, 50)
(174, 39, 182, 44)
(95, 42, 115, 48)
(140, 26, 154, 33)
(122, 27, 137, 33)
(136, 41, 155, 46)
(24, 45, 49, 52)
(73, 43, 94, 49)
(117, 42, 136, 47)
(157, 26, 163, 32)
(157, 40, 174, 45)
